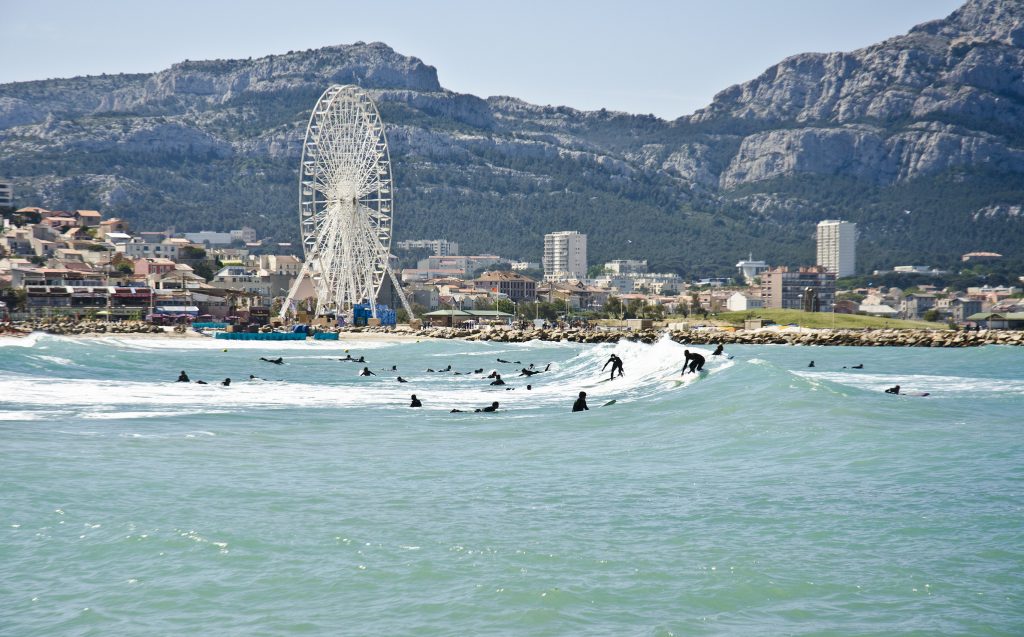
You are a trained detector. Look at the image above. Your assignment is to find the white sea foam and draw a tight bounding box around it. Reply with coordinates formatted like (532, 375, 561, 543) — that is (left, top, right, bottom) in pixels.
(793, 370, 1024, 395)
(0, 334, 730, 417)
(0, 411, 44, 421)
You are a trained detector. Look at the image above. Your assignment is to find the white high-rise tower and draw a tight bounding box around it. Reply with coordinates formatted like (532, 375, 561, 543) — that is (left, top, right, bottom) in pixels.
(816, 220, 856, 278)
(543, 231, 587, 281)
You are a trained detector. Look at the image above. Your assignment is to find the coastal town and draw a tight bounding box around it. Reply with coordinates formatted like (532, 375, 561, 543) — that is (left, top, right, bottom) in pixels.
(2, 201, 1022, 340)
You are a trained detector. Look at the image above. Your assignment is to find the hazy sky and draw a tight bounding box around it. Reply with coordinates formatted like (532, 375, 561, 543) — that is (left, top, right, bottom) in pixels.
(5, 0, 964, 119)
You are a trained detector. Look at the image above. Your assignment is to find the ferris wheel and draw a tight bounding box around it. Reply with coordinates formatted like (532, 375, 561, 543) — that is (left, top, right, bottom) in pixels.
(281, 84, 412, 320)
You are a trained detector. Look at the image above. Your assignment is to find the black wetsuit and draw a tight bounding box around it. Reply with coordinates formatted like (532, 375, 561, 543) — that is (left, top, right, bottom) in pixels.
(684, 351, 705, 374)
(572, 395, 589, 412)
(602, 355, 624, 380)
(410, 396, 422, 407)
(177, 372, 190, 382)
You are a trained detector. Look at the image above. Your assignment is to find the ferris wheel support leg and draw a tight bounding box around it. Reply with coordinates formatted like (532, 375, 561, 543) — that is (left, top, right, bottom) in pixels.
(387, 266, 415, 320)
(279, 259, 314, 320)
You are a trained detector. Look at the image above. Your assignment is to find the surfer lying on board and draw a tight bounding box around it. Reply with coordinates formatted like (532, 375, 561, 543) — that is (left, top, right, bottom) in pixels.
(885, 385, 900, 394)
(450, 401, 500, 413)
(682, 350, 705, 374)
(260, 357, 284, 365)
(602, 354, 624, 380)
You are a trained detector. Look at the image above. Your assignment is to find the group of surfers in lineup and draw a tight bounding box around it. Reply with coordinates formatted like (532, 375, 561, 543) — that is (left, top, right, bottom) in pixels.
(173, 344, 730, 410)
(173, 342, 915, 406)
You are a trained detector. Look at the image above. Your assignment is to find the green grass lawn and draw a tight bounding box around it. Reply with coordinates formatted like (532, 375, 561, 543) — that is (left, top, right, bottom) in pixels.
(712, 309, 949, 330)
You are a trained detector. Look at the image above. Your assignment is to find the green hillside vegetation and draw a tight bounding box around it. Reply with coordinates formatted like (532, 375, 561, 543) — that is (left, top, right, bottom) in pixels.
(714, 309, 950, 330)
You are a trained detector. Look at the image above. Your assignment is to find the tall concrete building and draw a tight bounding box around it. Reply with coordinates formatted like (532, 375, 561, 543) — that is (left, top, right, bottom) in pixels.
(0, 180, 12, 207)
(543, 231, 587, 281)
(816, 220, 856, 277)
(760, 266, 836, 311)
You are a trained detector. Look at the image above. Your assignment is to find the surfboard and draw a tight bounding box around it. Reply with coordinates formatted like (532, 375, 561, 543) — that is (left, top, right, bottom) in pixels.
(602, 399, 617, 407)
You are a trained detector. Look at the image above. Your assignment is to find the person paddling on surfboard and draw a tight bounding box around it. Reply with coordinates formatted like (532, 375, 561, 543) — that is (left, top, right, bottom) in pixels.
(885, 385, 901, 395)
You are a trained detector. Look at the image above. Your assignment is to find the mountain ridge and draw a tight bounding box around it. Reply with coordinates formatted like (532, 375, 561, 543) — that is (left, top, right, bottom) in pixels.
(1, 0, 1021, 275)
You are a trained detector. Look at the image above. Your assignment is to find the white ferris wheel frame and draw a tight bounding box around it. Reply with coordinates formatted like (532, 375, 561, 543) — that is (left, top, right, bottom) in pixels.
(280, 85, 412, 321)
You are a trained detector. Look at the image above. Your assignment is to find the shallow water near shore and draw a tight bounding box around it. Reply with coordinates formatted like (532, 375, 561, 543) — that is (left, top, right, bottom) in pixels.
(2, 334, 1022, 635)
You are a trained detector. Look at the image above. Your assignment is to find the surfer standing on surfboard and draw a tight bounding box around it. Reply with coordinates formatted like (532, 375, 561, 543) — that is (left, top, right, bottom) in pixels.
(682, 350, 705, 375)
(602, 354, 624, 380)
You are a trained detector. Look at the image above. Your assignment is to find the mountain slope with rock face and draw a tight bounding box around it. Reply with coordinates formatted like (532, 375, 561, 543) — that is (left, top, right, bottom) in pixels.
(1, 0, 1021, 275)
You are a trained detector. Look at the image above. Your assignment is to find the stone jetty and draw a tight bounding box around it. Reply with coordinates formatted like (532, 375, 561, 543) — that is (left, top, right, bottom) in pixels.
(6, 319, 1021, 346)
(5, 319, 165, 336)
(346, 325, 1024, 347)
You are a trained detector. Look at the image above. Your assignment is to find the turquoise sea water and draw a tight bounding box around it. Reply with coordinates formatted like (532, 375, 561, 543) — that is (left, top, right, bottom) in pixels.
(1, 333, 1022, 636)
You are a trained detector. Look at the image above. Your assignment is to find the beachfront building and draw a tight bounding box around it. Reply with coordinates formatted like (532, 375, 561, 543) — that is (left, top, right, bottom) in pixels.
(396, 239, 459, 256)
(473, 271, 537, 302)
(230, 227, 258, 243)
(403, 255, 503, 281)
(901, 293, 937, 320)
(816, 220, 856, 277)
(543, 231, 587, 281)
(604, 259, 647, 275)
(183, 231, 233, 246)
(760, 266, 836, 311)
(121, 238, 181, 261)
(726, 292, 765, 312)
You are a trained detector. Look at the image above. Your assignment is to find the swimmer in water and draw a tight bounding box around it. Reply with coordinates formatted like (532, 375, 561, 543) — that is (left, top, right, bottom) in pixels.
(359, 367, 376, 376)
(477, 401, 499, 412)
(572, 391, 589, 412)
(885, 385, 901, 395)
(410, 394, 422, 407)
(489, 374, 505, 386)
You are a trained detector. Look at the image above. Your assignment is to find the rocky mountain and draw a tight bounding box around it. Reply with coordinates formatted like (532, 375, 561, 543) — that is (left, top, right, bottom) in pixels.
(1, 0, 1022, 275)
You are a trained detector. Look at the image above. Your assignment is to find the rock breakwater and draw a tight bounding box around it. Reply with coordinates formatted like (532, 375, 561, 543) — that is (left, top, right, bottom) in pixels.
(346, 325, 1024, 347)
(6, 319, 166, 336)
